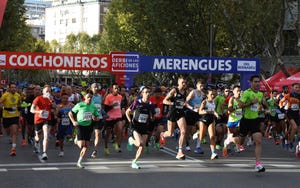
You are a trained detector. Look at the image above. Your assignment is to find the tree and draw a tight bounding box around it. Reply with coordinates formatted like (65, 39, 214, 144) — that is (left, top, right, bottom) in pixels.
(0, 0, 35, 51)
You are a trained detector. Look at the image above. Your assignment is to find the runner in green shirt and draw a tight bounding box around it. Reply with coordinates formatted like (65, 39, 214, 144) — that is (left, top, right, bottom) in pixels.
(69, 90, 99, 168)
(238, 75, 268, 173)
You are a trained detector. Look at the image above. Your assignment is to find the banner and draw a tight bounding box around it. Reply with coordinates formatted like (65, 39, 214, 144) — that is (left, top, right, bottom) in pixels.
(141, 56, 260, 74)
(0, 0, 7, 28)
(0, 52, 111, 71)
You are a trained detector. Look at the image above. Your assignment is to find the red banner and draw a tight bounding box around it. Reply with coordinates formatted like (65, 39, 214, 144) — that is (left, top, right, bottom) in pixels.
(0, 51, 111, 71)
(0, 0, 7, 28)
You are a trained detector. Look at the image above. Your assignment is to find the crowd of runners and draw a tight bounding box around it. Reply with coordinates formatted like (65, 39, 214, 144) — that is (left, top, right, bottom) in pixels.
(0, 74, 300, 173)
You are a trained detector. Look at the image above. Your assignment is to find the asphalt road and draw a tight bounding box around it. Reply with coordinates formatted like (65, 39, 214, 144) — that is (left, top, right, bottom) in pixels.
(0, 132, 299, 188)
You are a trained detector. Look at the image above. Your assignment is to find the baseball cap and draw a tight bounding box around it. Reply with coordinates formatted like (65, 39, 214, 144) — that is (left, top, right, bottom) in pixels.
(91, 83, 99, 88)
(53, 87, 61, 93)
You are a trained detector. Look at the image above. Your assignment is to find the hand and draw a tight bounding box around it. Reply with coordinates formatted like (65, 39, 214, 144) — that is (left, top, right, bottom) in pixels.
(73, 121, 79, 127)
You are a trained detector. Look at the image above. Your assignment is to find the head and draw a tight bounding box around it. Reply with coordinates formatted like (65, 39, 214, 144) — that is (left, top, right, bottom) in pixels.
(42, 85, 51, 99)
(91, 83, 100, 94)
(177, 76, 187, 89)
(8, 82, 17, 94)
(282, 85, 289, 94)
(34, 85, 41, 96)
(153, 87, 162, 98)
(111, 83, 119, 95)
(84, 89, 94, 104)
(206, 88, 217, 100)
(249, 75, 260, 92)
(196, 80, 205, 91)
(232, 85, 241, 98)
(292, 83, 300, 94)
(140, 86, 151, 100)
(61, 93, 69, 104)
(223, 87, 231, 97)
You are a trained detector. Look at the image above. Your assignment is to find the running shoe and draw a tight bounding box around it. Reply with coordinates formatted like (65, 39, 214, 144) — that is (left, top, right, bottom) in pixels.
(10, 148, 16, 156)
(41, 152, 48, 160)
(289, 144, 295, 153)
(255, 164, 265, 172)
(222, 147, 228, 158)
(296, 145, 300, 158)
(202, 138, 207, 144)
(77, 161, 84, 168)
(238, 145, 245, 152)
(131, 160, 141, 169)
(274, 140, 279, 145)
(194, 147, 204, 154)
(192, 131, 199, 140)
(159, 132, 166, 146)
(144, 146, 149, 153)
(33, 142, 40, 153)
(127, 137, 134, 151)
(154, 142, 160, 151)
(176, 152, 186, 160)
(113, 143, 121, 152)
(185, 146, 191, 151)
(216, 144, 222, 150)
(58, 151, 64, 157)
(91, 150, 97, 158)
(211, 152, 218, 160)
(104, 148, 110, 155)
(246, 138, 254, 146)
(21, 139, 26, 147)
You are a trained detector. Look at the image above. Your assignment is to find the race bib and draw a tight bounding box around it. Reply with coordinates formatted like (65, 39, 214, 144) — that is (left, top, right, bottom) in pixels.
(154, 107, 161, 117)
(235, 109, 243, 118)
(39, 111, 49, 119)
(138, 114, 149, 123)
(61, 118, 70, 126)
(83, 112, 92, 121)
(278, 113, 285, 120)
(291, 104, 299, 111)
(250, 103, 258, 112)
(175, 100, 184, 109)
(113, 102, 120, 109)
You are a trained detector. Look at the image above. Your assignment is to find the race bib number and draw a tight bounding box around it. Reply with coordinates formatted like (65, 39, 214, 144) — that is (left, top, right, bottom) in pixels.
(278, 113, 285, 120)
(138, 114, 149, 123)
(175, 100, 184, 109)
(250, 103, 258, 112)
(113, 102, 120, 109)
(61, 118, 70, 126)
(154, 107, 161, 117)
(291, 104, 299, 111)
(83, 112, 92, 121)
(39, 111, 49, 119)
(235, 109, 243, 118)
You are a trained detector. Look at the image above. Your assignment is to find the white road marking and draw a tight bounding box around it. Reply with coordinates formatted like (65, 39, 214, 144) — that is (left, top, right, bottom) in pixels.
(32, 167, 59, 171)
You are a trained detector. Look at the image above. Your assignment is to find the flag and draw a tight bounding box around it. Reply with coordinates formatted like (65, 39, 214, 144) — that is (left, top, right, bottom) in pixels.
(0, 0, 8, 28)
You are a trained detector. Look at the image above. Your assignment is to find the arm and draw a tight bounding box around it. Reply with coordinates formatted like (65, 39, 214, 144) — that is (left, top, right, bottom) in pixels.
(185, 90, 195, 110)
(68, 111, 78, 127)
(163, 88, 175, 105)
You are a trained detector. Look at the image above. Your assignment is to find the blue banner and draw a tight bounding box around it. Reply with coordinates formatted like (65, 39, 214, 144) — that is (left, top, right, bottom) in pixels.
(140, 56, 259, 74)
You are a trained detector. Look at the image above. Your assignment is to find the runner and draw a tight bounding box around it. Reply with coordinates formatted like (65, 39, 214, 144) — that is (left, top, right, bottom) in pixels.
(30, 85, 55, 160)
(198, 88, 220, 160)
(68, 90, 99, 168)
(185, 80, 206, 153)
(0, 82, 22, 156)
(238, 75, 268, 172)
(126, 86, 155, 169)
(160, 76, 187, 160)
(222, 85, 243, 157)
(56, 92, 74, 157)
(279, 83, 300, 153)
(103, 83, 123, 154)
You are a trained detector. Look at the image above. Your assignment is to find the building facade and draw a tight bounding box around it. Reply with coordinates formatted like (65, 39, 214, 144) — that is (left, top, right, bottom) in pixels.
(45, 0, 110, 44)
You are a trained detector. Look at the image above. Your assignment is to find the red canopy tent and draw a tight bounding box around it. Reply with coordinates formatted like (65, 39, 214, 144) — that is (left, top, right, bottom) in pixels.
(260, 70, 287, 91)
(273, 72, 300, 92)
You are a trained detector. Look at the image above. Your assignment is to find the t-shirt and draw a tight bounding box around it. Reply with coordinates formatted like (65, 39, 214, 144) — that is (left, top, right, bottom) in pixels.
(32, 96, 52, 124)
(71, 102, 98, 126)
(129, 99, 155, 125)
(214, 95, 226, 115)
(240, 89, 263, 119)
(149, 95, 164, 119)
(104, 93, 122, 120)
(92, 94, 103, 119)
(1, 92, 21, 118)
(57, 103, 73, 126)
